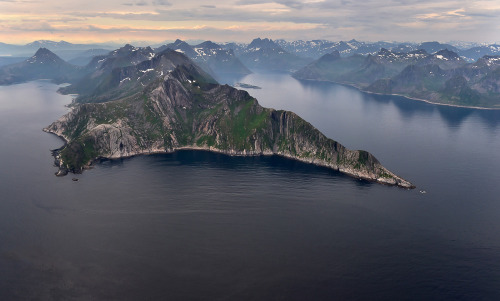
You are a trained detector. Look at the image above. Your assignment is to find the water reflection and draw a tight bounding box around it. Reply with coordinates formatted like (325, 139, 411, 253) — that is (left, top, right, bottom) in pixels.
(475, 109, 500, 129)
(217, 71, 500, 130)
(435, 106, 474, 129)
(102, 150, 349, 180)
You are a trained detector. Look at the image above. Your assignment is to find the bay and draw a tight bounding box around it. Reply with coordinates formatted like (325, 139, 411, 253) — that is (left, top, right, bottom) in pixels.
(0, 76, 499, 300)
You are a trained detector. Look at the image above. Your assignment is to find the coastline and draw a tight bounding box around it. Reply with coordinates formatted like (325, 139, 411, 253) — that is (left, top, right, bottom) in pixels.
(295, 77, 500, 111)
(42, 127, 415, 189)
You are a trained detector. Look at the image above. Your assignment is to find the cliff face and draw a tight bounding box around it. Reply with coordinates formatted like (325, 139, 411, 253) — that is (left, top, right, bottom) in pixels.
(45, 63, 414, 188)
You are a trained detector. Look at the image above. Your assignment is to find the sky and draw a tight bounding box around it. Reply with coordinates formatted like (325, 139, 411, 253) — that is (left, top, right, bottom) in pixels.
(0, 0, 499, 45)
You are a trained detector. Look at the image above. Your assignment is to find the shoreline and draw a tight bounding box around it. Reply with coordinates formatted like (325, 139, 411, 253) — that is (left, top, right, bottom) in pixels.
(42, 128, 415, 189)
(296, 77, 500, 111)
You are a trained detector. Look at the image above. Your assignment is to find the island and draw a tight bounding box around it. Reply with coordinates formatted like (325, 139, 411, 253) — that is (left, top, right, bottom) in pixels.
(42, 49, 414, 188)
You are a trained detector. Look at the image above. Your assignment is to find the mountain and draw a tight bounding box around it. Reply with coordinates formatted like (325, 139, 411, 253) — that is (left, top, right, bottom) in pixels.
(60, 46, 213, 104)
(221, 42, 247, 56)
(417, 42, 459, 55)
(155, 39, 198, 57)
(459, 44, 500, 62)
(67, 49, 113, 66)
(275, 39, 340, 59)
(275, 39, 405, 59)
(0, 40, 114, 59)
(25, 40, 74, 50)
(0, 56, 28, 67)
(189, 41, 251, 76)
(416, 49, 467, 69)
(292, 51, 365, 83)
(391, 43, 418, 53)
(23, 40, 109, 51)
(235, 38, 312, 72)
(365, 53, 499, 107)
(273, 39, 500, 63)
(0, 48, 82, 85)
(102, 44, 155, 66)
(155, 39, 251, 77)
(44, 51, 413, 188)
(294, 48, 433, 86)
(294, 49, 500, 108)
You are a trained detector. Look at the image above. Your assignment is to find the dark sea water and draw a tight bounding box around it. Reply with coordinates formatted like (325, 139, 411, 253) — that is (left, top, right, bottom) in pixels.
(1, 77, 500, 300)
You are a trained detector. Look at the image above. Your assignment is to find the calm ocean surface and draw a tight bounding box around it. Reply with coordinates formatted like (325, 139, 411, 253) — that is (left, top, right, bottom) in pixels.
(0, 76, 499, 300)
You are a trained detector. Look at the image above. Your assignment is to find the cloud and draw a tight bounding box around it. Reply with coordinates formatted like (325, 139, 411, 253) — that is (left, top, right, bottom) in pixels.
(152, 0, 171, 5)
(122, 0, 170, 6)
(8, 22, 58, 32)
(234, 0, 307, 9)
(1, 0, 499, 44)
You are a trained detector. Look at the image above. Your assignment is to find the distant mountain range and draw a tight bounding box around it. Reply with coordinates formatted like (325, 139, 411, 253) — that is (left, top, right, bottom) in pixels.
(275, 39, 500, 62)
(155, 39, 250, 79)
(0, 40, 116, 62)
(1, 38, 499, 69)
(293, 48, 500, 108)
(222, 38, 311, 72)
(0, 48, 83, 85)
(0, 38, 499, 108)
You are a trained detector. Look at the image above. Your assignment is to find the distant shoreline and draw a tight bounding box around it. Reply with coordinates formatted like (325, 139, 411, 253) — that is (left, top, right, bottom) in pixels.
(296, 77, 500, 111)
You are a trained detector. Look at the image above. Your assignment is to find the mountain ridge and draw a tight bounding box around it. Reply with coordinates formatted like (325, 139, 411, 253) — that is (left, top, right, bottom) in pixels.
(294, 48, 500, 108)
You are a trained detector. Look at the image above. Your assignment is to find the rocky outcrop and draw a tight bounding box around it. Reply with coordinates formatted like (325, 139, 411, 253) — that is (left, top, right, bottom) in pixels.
(45, 63, 414, 188)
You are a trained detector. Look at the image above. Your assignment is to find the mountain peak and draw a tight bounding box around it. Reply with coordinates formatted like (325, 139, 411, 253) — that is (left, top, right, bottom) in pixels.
(173, 39, 189, 46)
(434, 49, 461, 61)
(318, 51, 341, 63)
(27, 48, 64, 64)
(475, 55, 500, 68)
(196, 41, 221, 49)
(122, 44, 136, 51)
(377, 48, 393, 56)
(26, 40, 72, 48)
(34, 47, 55, 55)
(112, 44, 137, 55)
(248, 38, 278, 49)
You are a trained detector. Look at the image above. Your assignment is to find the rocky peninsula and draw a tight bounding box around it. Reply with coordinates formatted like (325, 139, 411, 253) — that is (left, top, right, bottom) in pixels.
(44, 53, 414, 189)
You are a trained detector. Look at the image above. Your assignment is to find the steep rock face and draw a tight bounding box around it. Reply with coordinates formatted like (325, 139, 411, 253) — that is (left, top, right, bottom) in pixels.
(45, 65, 414, 188)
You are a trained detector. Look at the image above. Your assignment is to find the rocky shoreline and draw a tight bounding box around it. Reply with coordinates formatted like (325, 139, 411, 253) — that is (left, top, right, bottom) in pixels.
(43, 127, 415, 189)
